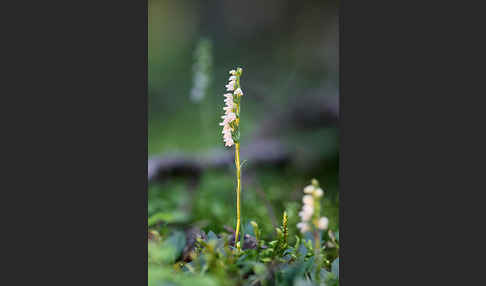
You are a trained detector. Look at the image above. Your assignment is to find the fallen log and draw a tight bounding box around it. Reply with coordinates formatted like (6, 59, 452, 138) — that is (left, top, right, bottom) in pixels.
(148, 139, 292, 183)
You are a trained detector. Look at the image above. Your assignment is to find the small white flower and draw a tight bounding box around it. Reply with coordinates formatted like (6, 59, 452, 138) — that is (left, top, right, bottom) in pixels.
(302, 204, 313, 213)
(224, 136, 234, 147)
(302, 195, 314, 205)
(219, 112, 236, 126)
(299, 210, 312, 222)
(229, 69, 236, 75)
(223, 97, 234, 106)
(222, 122, 234, 147)
(222, 124, 232, 132)
(299, 204, 314, 222)
(314, 188, 324, 198)
(317, 217, 329, 230)
(229, 75, 237, 81)
(303, 185, 315, 194)
(225, 113, 236, 122)
(225, 81, 235, 91)
(234, 88, 243, 96)
(223, 107, 234, 115)
(223, 135, 232, 143)
(297, 222, 310, 233)
(223, 130, 231, 137)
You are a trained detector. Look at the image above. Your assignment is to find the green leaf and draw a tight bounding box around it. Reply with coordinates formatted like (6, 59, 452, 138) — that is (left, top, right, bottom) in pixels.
(148, 211, 187, 226)
(165, 231, 186, 262)
(331, 257, 339, 277)
(148, 231, 187, 265)
(207, 231, 218, 241)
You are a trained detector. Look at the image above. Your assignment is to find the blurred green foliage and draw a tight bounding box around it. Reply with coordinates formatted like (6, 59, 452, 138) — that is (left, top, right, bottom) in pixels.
(149, 171, 339, 241)
(149, 205, 339, 286)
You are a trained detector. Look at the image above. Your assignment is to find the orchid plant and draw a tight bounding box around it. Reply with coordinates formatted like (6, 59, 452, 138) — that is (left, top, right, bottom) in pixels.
(219, 67, 244, 250)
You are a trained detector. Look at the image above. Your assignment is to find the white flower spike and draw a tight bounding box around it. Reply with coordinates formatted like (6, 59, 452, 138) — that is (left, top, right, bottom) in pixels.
(297, 179, 329, 234)
(220, 67, 243, 148)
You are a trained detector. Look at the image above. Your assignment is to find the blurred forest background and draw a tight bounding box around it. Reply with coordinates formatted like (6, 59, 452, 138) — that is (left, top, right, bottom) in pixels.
(149, 0, 339, 239)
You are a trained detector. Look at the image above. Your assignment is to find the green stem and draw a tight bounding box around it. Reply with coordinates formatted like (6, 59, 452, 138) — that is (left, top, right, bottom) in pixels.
(234, 143, 241, 250)
(233, 71, 243, 251)
(314, 230, 321, 282)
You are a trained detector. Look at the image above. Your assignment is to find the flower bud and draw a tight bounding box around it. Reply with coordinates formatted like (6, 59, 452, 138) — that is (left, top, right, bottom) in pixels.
(314, 188, 324, 198)
(303, 185, 315, 194)
(317, 217, 329, 230)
